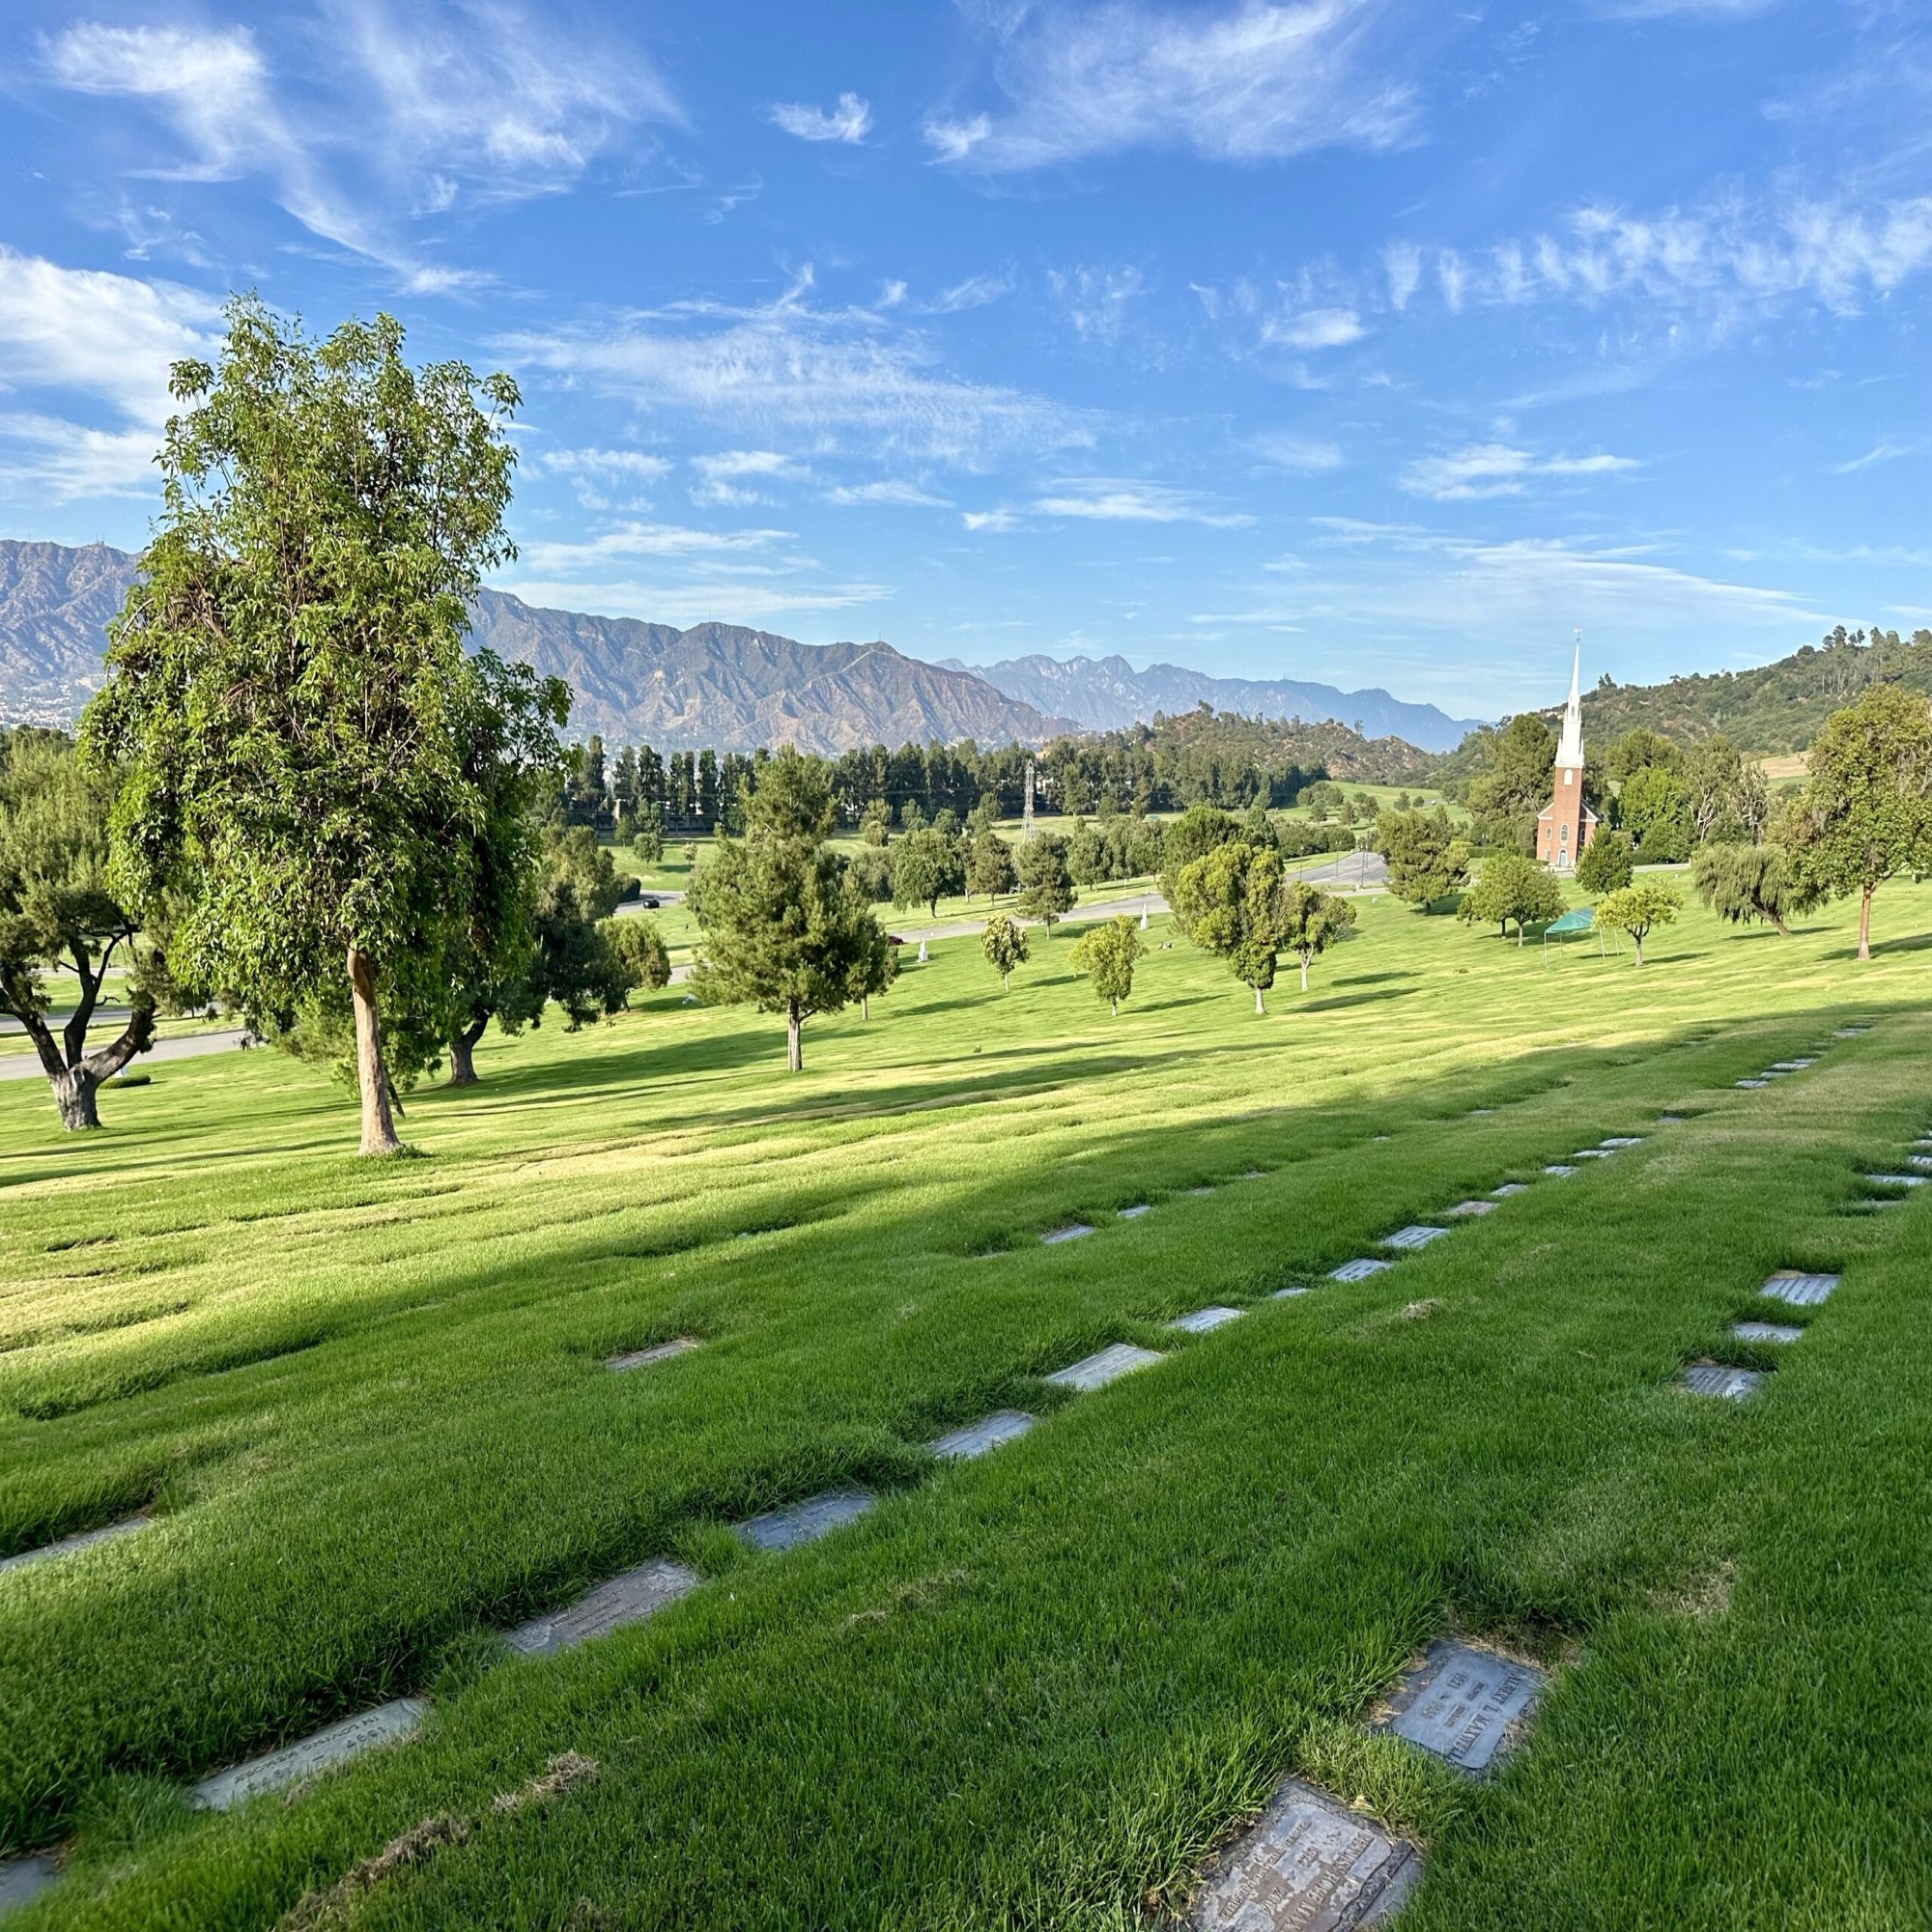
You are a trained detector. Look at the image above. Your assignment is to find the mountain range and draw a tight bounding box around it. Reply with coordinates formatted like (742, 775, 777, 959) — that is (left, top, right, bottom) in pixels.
(942, 652, 1485, 753)
(0, 535, 1477, 754)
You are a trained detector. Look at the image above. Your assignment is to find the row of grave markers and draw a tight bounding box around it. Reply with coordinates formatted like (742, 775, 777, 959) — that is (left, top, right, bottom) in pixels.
(0, 1025, 1883, 1923)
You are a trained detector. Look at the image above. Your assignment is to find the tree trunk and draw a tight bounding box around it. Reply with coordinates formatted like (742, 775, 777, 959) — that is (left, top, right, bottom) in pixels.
(1634, 931, 1645, 966)
(1253, 982, 1266, 1015)
(1110, 997, 1119, 1017)
(446, 1034, 478, 1088)
(52, 1065, 99, 1131)
(785, 1002, 803, 1073)
(1298, 954, 1310, 992)
(1858, 884, 1873, 961)
(862, 994, 870, 1020)
(347, 947, 404, 1155)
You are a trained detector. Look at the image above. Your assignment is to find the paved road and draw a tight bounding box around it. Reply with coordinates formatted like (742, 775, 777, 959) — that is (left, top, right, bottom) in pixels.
(0, 1028, 258, 1080)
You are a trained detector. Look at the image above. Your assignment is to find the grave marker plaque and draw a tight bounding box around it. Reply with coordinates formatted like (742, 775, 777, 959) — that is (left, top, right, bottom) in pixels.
(1041, 1223, 1095, 1244)
(1908, 1156, 1932, 1173)
(1329, 1258, 1392, 1282)
(1600, 1136, 1643, 1149)
(1659, 1114, 1687, 1123)
(0, 1857, 56, 1913)
(1046, 1343, 1164, 1391)
(1446, 1200, 1496, 1217)
(929, 1410, 1037, 1460)
(1544, 1164, 1577, 1178)
(1683, 1364, 1763, 1401)
(1736, 1079, 1768, 1090)
(1732, 1321, 1802, 1344)
(1867, 1174, 1926, 1188)
(1118, 1204, 1151, 1220)
(606, 1337, 701, 1373)
(1379, 1639, 1545, 1774)
(1168, 1306, 1244, 1334)
(193, 1699, 428, 1811)
(1190, 1777, 1419, 1931)
(1272, 1286, 1311, 1299)
(1760, 1271, 1837, 1307)
(1188, 1185, 1216, 1198)
(0, 1515, 149, 1577)
(735, 1487, 876, 1552)
(1492, 1182, 1529, 1197)
(504, 1557, 698, 1657)
(1381, 1225, 1449, 1250)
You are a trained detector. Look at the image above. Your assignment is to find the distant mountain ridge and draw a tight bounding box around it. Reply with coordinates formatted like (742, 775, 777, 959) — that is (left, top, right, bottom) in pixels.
(944, 651, 1487, 753)
(0, 540, 1072, 753)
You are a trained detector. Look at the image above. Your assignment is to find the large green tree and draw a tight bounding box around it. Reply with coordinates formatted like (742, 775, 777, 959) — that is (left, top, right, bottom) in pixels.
(1457, 853, 1564, 945)
(1618, 763, 1693, 861)
(0, 731, 165, 1130)
(1596, 882, 1682, 966)
(1277, 879, 1356, 991)
(1014, 833, 1077, 934)
(1375, 810, 1469, 910)
(1692, 843, 1793, 937)
(1069, 915, 1146, 1017)
(690, 749, 885, 1071)
(1779, 685, 1932, 960)
(981, 911, 1029, 989)
(85, 298, 520, 1154)
(1466, 714, 1557, 850)
(890, 824, 965, 919)
(1172, 838, 1289, 1013)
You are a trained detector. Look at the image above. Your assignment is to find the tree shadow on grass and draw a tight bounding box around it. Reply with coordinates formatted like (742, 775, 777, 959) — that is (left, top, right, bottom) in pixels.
(1296, 986, 1420, 1015)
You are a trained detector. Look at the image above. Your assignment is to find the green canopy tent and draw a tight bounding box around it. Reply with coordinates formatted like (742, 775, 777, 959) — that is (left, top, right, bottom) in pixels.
(1542, 904, 1609, 961)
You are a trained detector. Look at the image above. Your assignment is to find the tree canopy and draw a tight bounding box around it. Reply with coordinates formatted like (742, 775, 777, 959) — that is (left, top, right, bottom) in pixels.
(1375, 810, 1470, 910)
(981, 911, 1029, 989)
(1595, 882, 1682, 965)
(1068, 915, 1146, 1017)
(1575, 830, 1634, 896)
(890, 824, 965, 919)
(1014, 833, 1077, 933)
(690, 748, 886, 1070)
(1778, 684, 1932, 959)
(1172, 838, 1290, 1012)
(1277, 879, 1356, 991)
(84, 298, 521, 1154)
(1457, 853, 1564, 945)
(1692, 842, 1794, 937)
(0, 730, 166, 1129)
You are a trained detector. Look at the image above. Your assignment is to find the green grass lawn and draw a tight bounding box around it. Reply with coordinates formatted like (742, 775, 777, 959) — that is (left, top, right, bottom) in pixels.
(3, 881, 1931, 1927)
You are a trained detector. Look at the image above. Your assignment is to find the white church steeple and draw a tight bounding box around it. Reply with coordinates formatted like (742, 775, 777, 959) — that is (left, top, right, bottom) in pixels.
(1556, 630, 1584, 770)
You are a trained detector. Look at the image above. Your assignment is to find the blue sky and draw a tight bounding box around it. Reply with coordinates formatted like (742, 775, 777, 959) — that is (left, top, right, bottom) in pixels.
(0, 1, 1927, 716)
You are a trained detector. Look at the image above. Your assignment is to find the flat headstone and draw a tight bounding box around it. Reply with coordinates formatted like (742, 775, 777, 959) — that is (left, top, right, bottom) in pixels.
(1243, 1170, 1266, 1179)
(1833, 1027, 1866, 1037)
(1908, 1155, 1932, 1172)
(1772, 1060, 1814, 1070)
(1544, 1164, 1577, 1178)
(503, 1557, 697, 1656)
(0, 1856, 57, 1913)
(1168, 1305, 1244, 1334)
(1371, 1134, 1390, 1143)
(1272, 1286, 1311, 1299)
(0, 1514, 149, 1578)
(606, 1337, 701, 1373)
(1446, 1200, 1496, 1217)
(1492, 1182, 1529, 1197)
(193, 1698, 428, 1811)
(1683, 1364, 1764, 1401)
(1042, 1223, 1095, 1244)
(735, 1487, 876, 1552)
(1760, 1271, 1837, 1307)
(1329, 1258, 1392, 1282)
(1379, 1639, 1545, 1775)
(1187, 1185, 1216, 1197)
(1659, 1113, 1686, 1123)
(1911, 1138, 1932, 1151)
(1600, 1136, 1643, 1149)
(1381, 1224, 1449, 1250)
(1190, 1777, 1419, 1931)
(1867, 1174, 1926, 1188)
(1736, 1078, 1768, 1089)
(1572, 1148, 1612, 1159)
(1733, 1321, 1802, 1344)
(1468, 1107, 1493, 1116)
(929, 1410, 1037, 1460)
(1118, 1203, 1151, 1219)
(1046, 1343, 1165, 1391)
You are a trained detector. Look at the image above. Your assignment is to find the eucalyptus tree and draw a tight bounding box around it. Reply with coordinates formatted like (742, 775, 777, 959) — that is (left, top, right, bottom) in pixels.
(86, 298, 520, 1153)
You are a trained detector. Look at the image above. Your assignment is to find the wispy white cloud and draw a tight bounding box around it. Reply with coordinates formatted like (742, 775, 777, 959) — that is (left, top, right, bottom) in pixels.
(1833, 438, 1927, 473)
(0, 248, 220, 500)
(689, 448, 812, 505)
(1048, 264, 1148, 343)
(41, 9, 678, 288)
(925, 0, 1423, 171)
(1032, 477, 1253, 525)
(769, 93, 872, 143)
(531, 444, 671, 509)
(962, 505, 1026, 532)
(1383, 240, 1422, 310)
(1262, 304, 1365, 351)
(493, 272, 1088, 468)
(1401, 442, 1640, 500)
(823, 479, 953, 507)
(1251, 431, 1344, 471)
(923, 270, 1016, 313)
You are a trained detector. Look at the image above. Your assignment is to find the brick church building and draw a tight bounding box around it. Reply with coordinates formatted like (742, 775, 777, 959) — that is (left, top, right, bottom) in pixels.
(1536, 642, 1597, 872)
